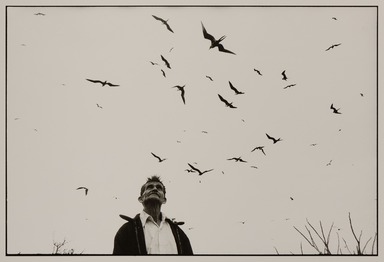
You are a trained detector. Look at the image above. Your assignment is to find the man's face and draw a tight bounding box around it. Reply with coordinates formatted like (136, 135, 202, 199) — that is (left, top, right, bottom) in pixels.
(139, 181, 166, 204)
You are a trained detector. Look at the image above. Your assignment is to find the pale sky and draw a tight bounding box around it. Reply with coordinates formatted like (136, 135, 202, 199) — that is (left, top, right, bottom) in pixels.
(3, 3, 379, 256)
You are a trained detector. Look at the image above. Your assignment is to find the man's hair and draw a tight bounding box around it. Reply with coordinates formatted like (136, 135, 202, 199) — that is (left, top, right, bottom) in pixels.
(140, 175, 166, 196)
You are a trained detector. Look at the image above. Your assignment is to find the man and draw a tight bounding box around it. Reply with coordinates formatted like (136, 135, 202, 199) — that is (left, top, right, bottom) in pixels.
(113, 175, 193, 255)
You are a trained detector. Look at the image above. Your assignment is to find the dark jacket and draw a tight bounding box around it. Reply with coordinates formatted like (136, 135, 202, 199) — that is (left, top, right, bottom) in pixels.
(113, 214, 193, 255)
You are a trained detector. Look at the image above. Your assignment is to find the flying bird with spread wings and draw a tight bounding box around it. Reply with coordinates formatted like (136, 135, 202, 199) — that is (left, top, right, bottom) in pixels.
(218, 94, 237, 108)
(76, 187, 89, 196)
(173, 85, 186, 104)
(161, 55, 171, 69)
(266, 133, 282, 144)
(152, 15, 174, 33)
(151, 152, 167, 162)
(325, 43, 341, 51)
(251, 146, 266, 155)
(283, 84, 296, 89)
(330, 103, 342, 114)
(227, 157, 247, 163)
(206, 75, 214, 81)
(201, 22, 236, 55)
(187, 163, 213, 176)
(229, 81, 244, 95)
(86, 79, 119, 87)
(254, 69, 262, 76)
(96, 103, 103, 109)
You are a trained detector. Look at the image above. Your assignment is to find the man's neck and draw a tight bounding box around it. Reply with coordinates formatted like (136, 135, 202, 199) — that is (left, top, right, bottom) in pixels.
(143, 203, 162, 224)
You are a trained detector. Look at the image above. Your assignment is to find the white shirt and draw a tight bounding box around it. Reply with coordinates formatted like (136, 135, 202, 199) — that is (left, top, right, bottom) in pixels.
(140, 211, 178, 254)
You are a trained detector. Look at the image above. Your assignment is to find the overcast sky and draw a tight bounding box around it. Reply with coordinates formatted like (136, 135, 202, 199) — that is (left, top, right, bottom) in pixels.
(5, 5, 378, 256)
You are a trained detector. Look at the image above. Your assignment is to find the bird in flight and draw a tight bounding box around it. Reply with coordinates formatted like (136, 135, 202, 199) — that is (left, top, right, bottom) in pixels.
(227, 157, 247, 163)
(360, 93, 364, 97)
(161, 55, 171, 69)
(34, 12, 45, 16)
(77, 187, 89, 196)
(151, 152, 167, 162)
(251, 146, 266, 155)
(201, 22, 236, 55)
(266, 133, 282, 144)
(150, 61, 158, 66)
(310, 143, 317, 147)
(161, 69, 166, 78)
(281, 70, 288, 81)
(187, 163, 213, 176)
(218, 94, 237, 108)
(96, 103, 103, 109)
(290, 197, 294, 201)
(330, 103, 342, 114)
(86, 79, 119, 87)
(250, 166, 258, 169)
(152, 15, 174, 33)
(332, 17, 338, 20)
(325, 43, 341, 51)
(326, 160, 333, 166)
(229, 81, 244, 95)
(254, 69, 262, 76)
(206, 75, 214, 81)
(283, 84, 296, 89)
(185, 169, 195, 173)
(173, 85, 186, 104)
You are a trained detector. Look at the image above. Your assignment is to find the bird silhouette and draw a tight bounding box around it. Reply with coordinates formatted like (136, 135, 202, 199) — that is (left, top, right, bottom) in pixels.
(283, 84, 296, 89)
(206, 75, 213, 81)
(76, 187, 88, 196)
(86, 79, 119, 87)
(173, 85, 186, 104)
(161, 69, 166, 78)
(332, 17, 338, 20)
(325, 43, 341, 51)
(254, 69, 262, 76)
(251, 146, 266, 155)
(326, 160, 333, 166)
(290, 197, 294, 200)
(281, 70, 288, 81)
(250, 166, 258, 169)
(330, 103, 342, 114)
(185, 169, 195, 173)
(187, 163, 213, 176)
(266, 133, 282, 144)
(161, 55, 171, 69)
(34, 12, 45, 16)
(96, 103, 103, 109)
(201, 22, 236, 55)
(151, 152, 167, 162)
(169, 47, 174, 52)
(150, 61, 158, 66)
(227, 157, 247, 163)
(360, 93, 364, 97)
(218, 94, 237, 108)
(310, 143, 317, 147)
(152, 15, 174, 33)
(229, 81, 244, 95)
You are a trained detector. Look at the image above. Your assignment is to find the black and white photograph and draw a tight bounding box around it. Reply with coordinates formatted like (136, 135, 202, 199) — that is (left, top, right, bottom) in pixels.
(1, 1, 382, 260)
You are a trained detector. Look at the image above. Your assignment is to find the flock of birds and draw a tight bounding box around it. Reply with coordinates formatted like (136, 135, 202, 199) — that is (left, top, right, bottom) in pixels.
(9, 9, 371, 255)
(70, 13, 349, 197)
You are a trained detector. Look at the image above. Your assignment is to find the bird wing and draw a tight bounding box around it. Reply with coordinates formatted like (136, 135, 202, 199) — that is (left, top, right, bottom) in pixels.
(228, 81, 239, 93)
(106, 82, 119, 87)
(201, 169, 214, 175)
(218, 94, 228, 104)
(217, 43, 236, 54)
(181, 89, 186, 104)
(165, 23, 174, 33)
(161, 55, 171, 69)
(86, 79, 103, 84)
(201, 22, 216, 43)
(151, 152, 161, 161)
(152, 15, 166, 23)
(266, 133, 274, 141)
(188, 163, 201, 173)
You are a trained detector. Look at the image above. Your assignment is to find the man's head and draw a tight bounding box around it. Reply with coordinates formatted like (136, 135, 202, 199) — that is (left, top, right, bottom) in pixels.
(138, 175, 167, 205)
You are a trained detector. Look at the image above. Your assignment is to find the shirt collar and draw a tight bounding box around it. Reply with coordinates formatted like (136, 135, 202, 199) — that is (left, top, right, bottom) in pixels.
(140, 210, 167, 226)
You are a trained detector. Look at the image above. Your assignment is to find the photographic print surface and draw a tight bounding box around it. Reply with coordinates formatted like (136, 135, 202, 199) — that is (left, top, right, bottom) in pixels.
(5, 5, 377, 255)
